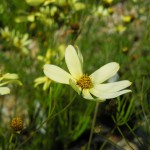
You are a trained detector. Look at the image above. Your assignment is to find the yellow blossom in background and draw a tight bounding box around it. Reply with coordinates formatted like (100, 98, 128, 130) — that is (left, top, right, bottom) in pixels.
(13, 33, 32, 54)
(27, 14, 35, 22)
(0, 73, 22, 95)
(34, 76, 51, 91)
(15, 13, 37, 23)
(0, 27, 32, 55)
(44, 45, 131, 101)
(94, 5, 109, 17)
(0, 26, 11, 40)
(15, 6, 54, 26)
(37, 48, 51, 64)
(122, 15, 132, 23)
(116, 25, 126, 33)
(38, 6, 54, 26)
(122, 47, 129, 52)
(25, 0, 45, 6)
(0, 73, 18, 81)
(37, 45, 66, 65)
(0, 73, 22, 86)
(73, 0, 86, 11)
(43, 0, 55, 5)
(0, 87, 10, 95)
(108, 7, 114, 14)
(48, 0, 85, 11)
(103, 0, 113, 5)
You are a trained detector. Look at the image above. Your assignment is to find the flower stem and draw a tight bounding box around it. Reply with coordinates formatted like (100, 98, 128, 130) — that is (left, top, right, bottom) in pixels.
(87, 101, 100, 150)
(7, 133, 14, 149)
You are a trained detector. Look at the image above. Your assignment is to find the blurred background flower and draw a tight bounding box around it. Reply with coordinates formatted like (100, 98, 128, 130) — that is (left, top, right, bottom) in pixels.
(34, 76, 51, 91)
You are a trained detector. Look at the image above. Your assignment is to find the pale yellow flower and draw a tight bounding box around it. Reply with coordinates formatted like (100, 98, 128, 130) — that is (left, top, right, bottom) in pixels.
(13, 33, 32, 54)
(44, 45, 131, 101)
(37, 48, 51, 64)
(116, 25, 126, 33)
(0, 73, 19, 81)
(94, 5, 109, 17)
(122, 15, 132, 23)
(0, 87, 10, 95)
(103, 0, 113, 4)
(73, 1, 86, 11)
(34, 76, 51, 91)
(0, 73, 22, 95)
(0, 26, 11, 40)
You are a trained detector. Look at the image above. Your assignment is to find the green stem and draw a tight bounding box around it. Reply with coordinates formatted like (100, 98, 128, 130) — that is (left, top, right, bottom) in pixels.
(125, 123, 143, 145)
(117, 126, 134, 150)
(7, 133, 14, 149)
(99, 126, 116, 150)
(87, 102, 100, 150)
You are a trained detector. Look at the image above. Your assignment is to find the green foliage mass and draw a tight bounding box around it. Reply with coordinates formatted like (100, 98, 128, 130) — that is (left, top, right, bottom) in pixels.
(0, 0, 150, 149)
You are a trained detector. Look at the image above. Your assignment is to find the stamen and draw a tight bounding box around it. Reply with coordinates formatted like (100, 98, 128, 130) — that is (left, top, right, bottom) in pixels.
(77, 74, 93, 89)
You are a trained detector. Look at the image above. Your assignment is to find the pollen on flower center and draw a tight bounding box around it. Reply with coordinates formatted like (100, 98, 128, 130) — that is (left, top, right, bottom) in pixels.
(76, 74, 93, 89)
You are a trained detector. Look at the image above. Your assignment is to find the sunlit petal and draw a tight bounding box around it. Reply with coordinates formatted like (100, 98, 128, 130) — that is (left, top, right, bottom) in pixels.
(82, 89, 94, 100)
(90, 89, 131, 99)
(90, 62, 119, 84)
(65, 45, 83, 79)
(44, 64, 72, 84)
(92, 80, 132, 93)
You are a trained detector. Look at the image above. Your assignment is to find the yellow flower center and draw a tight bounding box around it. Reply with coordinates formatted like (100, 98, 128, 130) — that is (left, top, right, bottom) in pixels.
(77, 74, 93, 89)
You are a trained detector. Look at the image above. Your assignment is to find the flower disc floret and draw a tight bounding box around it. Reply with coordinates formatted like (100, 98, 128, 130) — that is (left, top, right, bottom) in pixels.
(77, 74, 93, 89)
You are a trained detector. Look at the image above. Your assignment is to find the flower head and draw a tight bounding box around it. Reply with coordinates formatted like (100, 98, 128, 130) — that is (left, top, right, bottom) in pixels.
(13, 33, 32, 55)
(10, 117, 23, 132)
(44, 45, 131, 101)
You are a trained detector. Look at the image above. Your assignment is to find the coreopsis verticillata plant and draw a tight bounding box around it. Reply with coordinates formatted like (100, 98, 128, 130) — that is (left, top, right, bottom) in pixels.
(44, 45, 131, 101)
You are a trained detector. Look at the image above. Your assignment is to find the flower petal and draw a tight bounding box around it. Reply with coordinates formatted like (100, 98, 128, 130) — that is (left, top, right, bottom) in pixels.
(44, 64, 72, 84)
(90, 89, 131, 100)
(76, 45, 83, 68)
(65, 45, 83, 79)
(0, 87, 10, 95)
(108, 73, 119, 83)
(90, 62, 119, 84)
(82, 89, 94, 100)
(92, 80, 132, 93)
